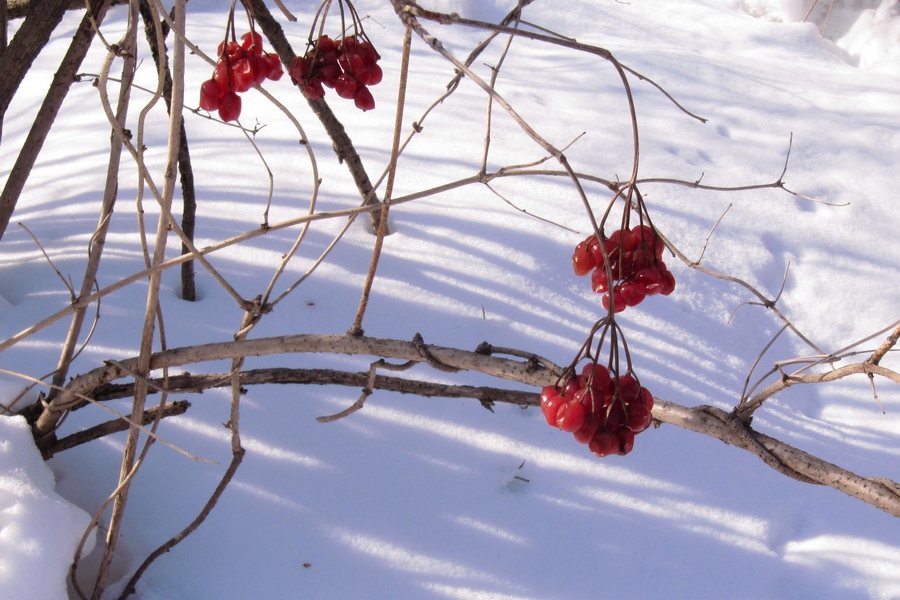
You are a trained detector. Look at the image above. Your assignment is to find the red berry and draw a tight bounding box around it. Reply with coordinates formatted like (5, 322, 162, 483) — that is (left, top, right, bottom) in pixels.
(317, 35, 337, 53)
(562, 378, 580, 399)
(264, 53, 283, 81)
(320, 62, 342, 88)
(339, 52, 365, 76)
(660, 267, 676, 296)
(241, 31, 263, 55)
(218, 92, 241, 122)
(357, 40, 379, 64)
(601, 286, 626, 313)
(589, 430, 619, 458)
(304, 78, 326, 100)
(616, 428, 636, 455)
(357, 63, 383, 86)
(619, 280, 646, 307)
(231, 58, 256, 92)
(610, 228, 638, 253)
(638, 386, 655, 410)
(572, 418, 601, 444)
(353, 86, 375, 111)
(341, 35, 359, 55)
(214, 60, 234, 91)
(199, 78, 223, 111)
(616, 374, 641, 403)
(335, 73, 360, 99)
(289, 56, 311, 82)
(556, 401, 587, 433)
(591, 268, 610, 293)
(541, 391, 566, 427)
(634, 267, 664, 296)
(604, 401, 627, 430)
(631, 224, 656, 248)
(587, 236, 607, 265)
(581, 363, 612, 393)
(218, 40, 242, 60)
(627, 403, 653, 433)
(573, 238, 597, 276)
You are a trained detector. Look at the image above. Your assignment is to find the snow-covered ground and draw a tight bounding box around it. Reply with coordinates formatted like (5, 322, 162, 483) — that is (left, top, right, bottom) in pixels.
(1, 0, 900, 598)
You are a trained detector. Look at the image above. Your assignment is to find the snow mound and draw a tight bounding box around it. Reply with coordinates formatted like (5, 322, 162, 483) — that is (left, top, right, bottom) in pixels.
(0, 416, 94, 600)
(838, 0, 900, 75)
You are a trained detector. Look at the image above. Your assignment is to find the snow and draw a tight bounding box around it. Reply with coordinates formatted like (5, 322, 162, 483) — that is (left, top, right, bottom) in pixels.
(1, 0, 899, 598)
(0, 414, 94, 600)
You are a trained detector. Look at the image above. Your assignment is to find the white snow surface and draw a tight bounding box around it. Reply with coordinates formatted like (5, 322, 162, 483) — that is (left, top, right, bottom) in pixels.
(1, 0, 900, 598)
(0, 414, 94, 600)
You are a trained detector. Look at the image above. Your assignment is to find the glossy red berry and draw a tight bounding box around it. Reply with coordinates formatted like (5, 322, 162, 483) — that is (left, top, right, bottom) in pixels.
(556, 401, 587, 433)
(627, 403, 653, 433)
(589, 431, 619, 458)
(218, 92, 241, 122)
(573, 238, 597, 276)
(199, 79, 224, 111)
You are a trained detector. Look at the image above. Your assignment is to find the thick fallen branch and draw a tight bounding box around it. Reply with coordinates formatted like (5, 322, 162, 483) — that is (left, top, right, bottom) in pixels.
(45, 333, 900, 518)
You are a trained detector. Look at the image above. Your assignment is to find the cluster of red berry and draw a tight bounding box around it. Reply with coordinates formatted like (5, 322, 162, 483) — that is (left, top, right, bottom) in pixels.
(572, 224, 675, 313)
(541, 363, 654, 457)
(199, 31, 284, 123)
(288, 34, 382, 111)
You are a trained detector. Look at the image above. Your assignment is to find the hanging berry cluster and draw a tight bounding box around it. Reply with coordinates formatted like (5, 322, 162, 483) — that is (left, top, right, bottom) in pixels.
(541, 363, 654, 457)
(199, 31, 284, 123)
(540, 317, 655, 458)
(572, 224, 675, 313)
(289, 34, 382, 110)
(288, 0, 382, 111)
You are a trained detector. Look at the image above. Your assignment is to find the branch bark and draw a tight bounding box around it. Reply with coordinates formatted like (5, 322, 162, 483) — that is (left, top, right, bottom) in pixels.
(48, 332, 900, 519)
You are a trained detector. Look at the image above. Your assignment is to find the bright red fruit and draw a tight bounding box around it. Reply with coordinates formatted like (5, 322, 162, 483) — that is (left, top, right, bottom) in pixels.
(572, 418, 601, 444)
(199, 79, 223, 111)
(218, 40, 242, 59)
(335, 73, 360, 99)
(604, 401, 627, 430)
(541, 392, 566, 427)
(601, 287, 626, 313)
(589, 431, 619, 457)
(616, 374, 641, 403)
(660, 268, 676, 296)
(241, 31, 263, 54)
(264, 53, 283, 80)
(627, 403, 653, 433)
(581, 363, 612, 392)
(218, 92, 241, 122)
(556, 401, 587, 433)
(591, 268, 610, 293)
(616, 428, 636, 455)
(634, 267, 663, 296)
(354, 85, 376, 110)
(638, 387, 654, 410)
(619, 280, 646, 307)
(231, 58, 257, 92)
(572, 239, 597, 276)
(289, 56, 311, 81)
(304, 78, 326, 100)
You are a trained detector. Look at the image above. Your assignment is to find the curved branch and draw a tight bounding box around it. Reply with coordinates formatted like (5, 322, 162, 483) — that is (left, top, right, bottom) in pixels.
(49, 333, 900, 518)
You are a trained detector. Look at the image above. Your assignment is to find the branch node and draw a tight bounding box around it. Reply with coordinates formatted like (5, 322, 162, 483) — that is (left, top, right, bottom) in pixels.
(413, 333, 460, 373)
